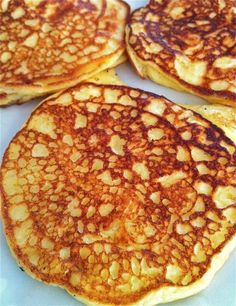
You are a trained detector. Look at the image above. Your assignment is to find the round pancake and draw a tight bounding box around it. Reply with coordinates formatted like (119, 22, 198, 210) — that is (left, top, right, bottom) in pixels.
(126, 0, 236, 106)
(1, 84, 236, 305)
(0, 0, 129, 106)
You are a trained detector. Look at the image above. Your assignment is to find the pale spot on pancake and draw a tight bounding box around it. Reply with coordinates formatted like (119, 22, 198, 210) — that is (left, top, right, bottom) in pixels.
(93, 243, 103, 255)
(99, 203, 114, 217)
(104, 88, 120, 104)
(190, 217, 206, 228)
(109, 261, 120, 280)
(157, 171, 187, 187)
(11, 7, 25, 19)
(194, 180, 213, 195)
(97, 170, 121, 186)
(79, 247, 91, 259)
(132, 162, 150, 180)
(74, 113, 87, 129)
(70, 272, 81, 287)
(27, 247, 40, 265)
(62, 134, 73, 146)
(207, 230, 226, 249)
(56, 93, 72, 105)
(148, 128, 164, 141)
(3, 169, 22, 196)
(175, 55, 207, 86)
(25, 19, 39, 27)
(0, 32, 8, 41)
(166, 264, 183, 284)
(145, 43, 163, 54)
(77, 220, 84, 234)
(70, 152, 81, 163)
(152, 147, 163, 156)
(14, 219, 33, 247)
(8, 143, 21, 160)
(176, 223, 192, 235)
(41, 237, 54, 251)
(141, 113, 158, 126)
(9, 194, 24, 205)
(131, 257, 141, 276)
(169, 6, 184, 19)
(196, 164, 211, 175)
(181, 131, 192, 141)
(23, 33, 39, 48)
(42, 23, 52, 33)
(1, 0, 10, 12)
(59, 247, 71, 260)
(91, 159, 104, 171)
(213, 57, 236, 69)
(110, 111, 121, 120)
(86, 206, 96, 218)
(118, 95, 137, 107)
(8, 41, 17, 51)
(223, 207, 236, 223)
(190, 147, 213, 161)
(28, 114, 57, 139)
(213, 186, 236, 209)
(145, 100, 166, 116)
(68, 199, 82, 217)
(108, 135, 126, 156)
(9, 204, 29, 221)
(210, 80, 229, 91)
(1, 52, 11, 63)
(32, 144, 49, 157)
(60, 52, 77, 63)
(123, 169, 133, 180)
(176, 146, 190, 161)
(74, 87, 101, 101)
(191, 242, 206, 263)
(150, 191, 160, 204)
(86, 102, 100, 113)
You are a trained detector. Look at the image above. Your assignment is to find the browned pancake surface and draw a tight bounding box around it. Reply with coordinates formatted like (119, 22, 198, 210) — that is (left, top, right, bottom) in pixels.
(1, 84, 236, 305)
(127, 0, 236, 103)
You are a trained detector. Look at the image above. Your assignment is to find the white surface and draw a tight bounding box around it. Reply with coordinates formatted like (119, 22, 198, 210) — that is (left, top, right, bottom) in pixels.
(0, 1, 235, 306)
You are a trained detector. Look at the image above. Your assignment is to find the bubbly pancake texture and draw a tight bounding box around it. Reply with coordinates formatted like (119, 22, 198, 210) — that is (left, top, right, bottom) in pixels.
(0, 0, 129, 106)
(1, 84, 236, 305)
(126, 0, 236, 106)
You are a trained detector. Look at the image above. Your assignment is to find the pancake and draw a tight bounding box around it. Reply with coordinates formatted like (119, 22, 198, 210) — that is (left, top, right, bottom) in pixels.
(126, 0, 236, 106)
(0, 0, 129, 106)
(1, 84, 236, 305)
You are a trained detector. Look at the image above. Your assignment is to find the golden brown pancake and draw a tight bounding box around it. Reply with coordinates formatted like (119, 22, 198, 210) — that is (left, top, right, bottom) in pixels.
(1, 84, 236, 305)
(126, 0, 236, 106)
(0, 0, 129, 106)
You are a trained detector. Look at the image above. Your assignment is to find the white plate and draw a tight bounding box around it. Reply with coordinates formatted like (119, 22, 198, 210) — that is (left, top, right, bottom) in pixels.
(0, 1, 235, 306)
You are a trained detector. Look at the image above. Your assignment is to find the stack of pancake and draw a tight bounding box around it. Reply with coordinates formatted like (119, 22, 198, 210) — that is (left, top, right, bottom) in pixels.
(0, 1, 235, 306)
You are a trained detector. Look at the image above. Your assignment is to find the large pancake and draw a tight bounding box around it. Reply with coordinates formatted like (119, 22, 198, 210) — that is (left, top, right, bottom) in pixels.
(1, 84, 236, 305)
(126, 0, 236, 106)
(0, 0, 129, 106)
